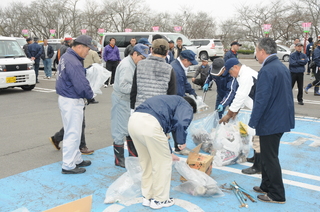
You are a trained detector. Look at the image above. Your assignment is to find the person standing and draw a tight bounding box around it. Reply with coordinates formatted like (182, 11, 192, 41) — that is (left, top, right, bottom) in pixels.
(224, 41, 241, 62)
(168, 40, 175, 54)
(111, 44, 149, 168)
(41, 38, 54, 79)
(27, 37, 42, 83)
(103, 37, 121, 86)
(173, 37, 186, 59)
(84, 49, 101, 69)
(290, 38, 300, 53)
(289, 43, 308, 105)
(56, 35, 95, 174)
(192, 59, 210, 88)
(128, 95, 197, 209)
(306, 37, 314, 75)
(57, 37, 73, 63)
(305, 40, 320, 96)
(23, 37, 32, 56)
(124, 38, 137, 57)
(249, 37, 294, 203)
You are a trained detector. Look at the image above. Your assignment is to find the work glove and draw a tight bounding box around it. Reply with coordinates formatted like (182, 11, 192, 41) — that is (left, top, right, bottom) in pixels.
(203, 84, 209, 92)
(217, 104, 224, 112)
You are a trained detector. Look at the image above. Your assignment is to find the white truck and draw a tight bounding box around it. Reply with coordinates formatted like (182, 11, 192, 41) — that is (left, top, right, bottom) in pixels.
(0, 37, 36, 91)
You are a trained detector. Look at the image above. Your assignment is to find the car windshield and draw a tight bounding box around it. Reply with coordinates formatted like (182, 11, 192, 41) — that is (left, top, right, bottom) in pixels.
(15, 38, 27, 47)
(0, 40, 26, 58)
(164, 33, 193, 46)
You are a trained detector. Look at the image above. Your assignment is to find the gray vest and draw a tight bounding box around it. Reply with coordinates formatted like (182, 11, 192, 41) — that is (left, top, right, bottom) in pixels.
(135, 55, 172, 108)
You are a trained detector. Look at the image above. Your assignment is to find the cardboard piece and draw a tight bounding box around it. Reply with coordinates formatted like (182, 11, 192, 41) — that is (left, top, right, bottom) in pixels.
(180, 144, 213, 181)
(43, 195, 92, 212)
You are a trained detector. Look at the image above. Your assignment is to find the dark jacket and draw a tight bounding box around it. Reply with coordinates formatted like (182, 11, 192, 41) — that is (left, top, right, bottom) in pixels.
(313, 46, 320, 67)
(27, 42, 42, 62)
(224, 50, 237, 62)
(166, 51, 174, 64)
(171, 59, 196, 97)
(289, 51, 308, 73)
(56, 48, 93, 100)
(193, 64, 210, 82)
(249, 55, 295, 136)
(135, 95, 194, 145)
(41, 44, 54, 60)
(124, 44, 134, 57)
(23, 44, 30, 57)
(306, 42, 313, 58)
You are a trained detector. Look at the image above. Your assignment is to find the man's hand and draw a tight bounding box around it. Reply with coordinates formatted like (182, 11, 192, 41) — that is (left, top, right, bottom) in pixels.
(219, 110, 237, 124)
(203, 84, 209, 92)
(217, 104, 224, 112)
(172, 154, 180, 161)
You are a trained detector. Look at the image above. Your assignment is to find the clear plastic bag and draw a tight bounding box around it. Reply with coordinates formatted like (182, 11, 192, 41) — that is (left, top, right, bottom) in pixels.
(86, 63, 111, 95)
(104, 157, 142, 204)
(174, 161, 224, 197)
(189, 95, 209, 113)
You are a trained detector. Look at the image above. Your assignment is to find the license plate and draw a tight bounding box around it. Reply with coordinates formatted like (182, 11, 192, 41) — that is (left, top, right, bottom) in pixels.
(6, 77, 16, 83)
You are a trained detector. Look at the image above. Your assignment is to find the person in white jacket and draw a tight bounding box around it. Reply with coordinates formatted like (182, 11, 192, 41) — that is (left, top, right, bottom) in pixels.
(219, 58, 261, 175)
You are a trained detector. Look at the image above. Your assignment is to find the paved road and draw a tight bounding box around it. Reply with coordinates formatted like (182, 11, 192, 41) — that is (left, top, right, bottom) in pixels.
(0, 58, 319, 179)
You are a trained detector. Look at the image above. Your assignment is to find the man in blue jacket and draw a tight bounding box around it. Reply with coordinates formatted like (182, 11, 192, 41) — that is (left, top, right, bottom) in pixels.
(128, 95, 197, 209)
(224, 41, 241, 62)
(305, 40, 320, 95)
(56, 35, 95, 174)
(27, 37, 42, 83)
(249, 37, 294, 204)
(289, 43, 308, 105)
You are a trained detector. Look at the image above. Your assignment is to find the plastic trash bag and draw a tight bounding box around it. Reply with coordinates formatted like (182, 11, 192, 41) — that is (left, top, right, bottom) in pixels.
(174, 161, 224, 197)
(11, 208, 30, 212)
(86, 63, 111, 95)
(104, 157, 142, 204)
(189, 95, 209, 113)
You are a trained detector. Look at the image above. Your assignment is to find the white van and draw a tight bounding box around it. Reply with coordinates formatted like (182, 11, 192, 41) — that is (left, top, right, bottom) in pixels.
(0, 37, 36, 91)
(101, 32, 198, 59)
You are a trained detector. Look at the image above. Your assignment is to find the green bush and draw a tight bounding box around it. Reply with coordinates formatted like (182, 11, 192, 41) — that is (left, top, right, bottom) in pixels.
(237, 50, 254, 54)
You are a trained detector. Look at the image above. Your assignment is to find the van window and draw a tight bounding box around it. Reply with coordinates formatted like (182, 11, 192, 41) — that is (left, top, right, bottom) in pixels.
(164, 34, 192, 46)
(103, 35, 149, 48)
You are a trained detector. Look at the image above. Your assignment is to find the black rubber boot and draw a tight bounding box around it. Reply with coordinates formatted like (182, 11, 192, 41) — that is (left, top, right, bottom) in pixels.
(246, 151, 255, 163)
(126, 136, 138, 157)
(242, 153, 261, 174)
(113, 143, 125, 168)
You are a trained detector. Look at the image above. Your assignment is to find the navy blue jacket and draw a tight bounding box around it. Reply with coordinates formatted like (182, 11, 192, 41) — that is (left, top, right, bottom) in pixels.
(249, 55, 295, 136)
(41, 45, 54, 60)
(289, 51, 308, 73)
(166, 51, 174, 64)
(171, 59, 196, 96)
(313, 46, 320, 67)
(306, 42, 313, 58)
(56, 48, 93, 100)
(205, 71, 238, 107)
(224, 50, 237, 62)
(135, 95, 194, 145)
(27, 42, 42, 62)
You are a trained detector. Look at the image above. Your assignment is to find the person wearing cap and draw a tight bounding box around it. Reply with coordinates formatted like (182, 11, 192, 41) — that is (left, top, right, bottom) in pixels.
(57, 37, 73, 62)
(111, 44, 149, 168)
(173, 37, 186, 59)
(55, 35, 96, 174)
(306, 37, 314, 75)
(168, 40, 175, 54)
(128, 95, 197, 209)
(131, 38, 176, 110)
(192, 59, 210, 89)
(289, 42, 308, 105)
(224, 41, 241, 62)
(203, 58, 238, 119)
(23, 37, 32, 56)
(137, 38, 152, 47)
(124, 37, 137, 57)
(305, 40, 320, 96)
(290, 38, 300, 53)
(152, 34, 174, 64)
(249, 37, 294, 204)
(27, 37, 42, 83)
(103, 37, 121, 86)
(218, 58, 261, 175)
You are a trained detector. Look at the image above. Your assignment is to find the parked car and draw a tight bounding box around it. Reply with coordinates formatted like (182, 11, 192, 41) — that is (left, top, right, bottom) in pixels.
(0, 37, 35, 91)
(254, 44, 291, 62)
(39, 41, 62, 70)
(190, 39, 225, 61)
(13, 37, 27, 49)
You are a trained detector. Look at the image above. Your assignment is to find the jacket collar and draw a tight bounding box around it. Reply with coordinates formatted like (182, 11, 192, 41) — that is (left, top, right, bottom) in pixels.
(66, 48, 84, 61)
(262, 54, 277, 67)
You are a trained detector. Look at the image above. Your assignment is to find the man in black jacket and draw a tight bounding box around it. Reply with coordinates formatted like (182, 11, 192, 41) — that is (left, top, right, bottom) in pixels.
(41, 38, 54, 79)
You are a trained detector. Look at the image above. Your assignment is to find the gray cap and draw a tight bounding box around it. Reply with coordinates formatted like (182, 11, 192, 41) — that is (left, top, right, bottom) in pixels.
(74, 35, 95, 50)
(295, 42, 303, 47)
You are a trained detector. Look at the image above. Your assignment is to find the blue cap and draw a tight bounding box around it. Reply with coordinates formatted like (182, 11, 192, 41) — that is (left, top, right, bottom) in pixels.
(180, 50, 198, 65)
(138, 38, 151, 46)
(133, 44, 149, 58)
(225, 58, 239, 73)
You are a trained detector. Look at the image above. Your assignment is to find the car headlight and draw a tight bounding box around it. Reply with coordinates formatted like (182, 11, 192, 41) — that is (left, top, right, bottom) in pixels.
(0, 65, 6, 72)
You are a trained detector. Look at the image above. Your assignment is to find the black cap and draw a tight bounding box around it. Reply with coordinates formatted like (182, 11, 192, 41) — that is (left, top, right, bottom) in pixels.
(74, 35, 95, 50)
(168, 40, 174, 44)
(210, 58, 225, 76)
(230, 41, 242, 46)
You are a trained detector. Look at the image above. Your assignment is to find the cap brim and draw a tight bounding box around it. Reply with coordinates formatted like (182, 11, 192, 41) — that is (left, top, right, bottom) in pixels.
(211, 66, 226, 76)
(87, 44, 96, 51)
(190, 59, 198, 65)
(141, 52, 149, 58)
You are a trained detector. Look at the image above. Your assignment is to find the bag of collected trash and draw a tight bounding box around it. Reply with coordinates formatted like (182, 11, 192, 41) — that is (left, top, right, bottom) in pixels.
(189, 111, 219, 153)
(11, 207, 30, 212)
(174, 161, 224, 197)
(86, 63, 111, 95)
(104, 157, 142, 204)
(189, 95, 209, 113)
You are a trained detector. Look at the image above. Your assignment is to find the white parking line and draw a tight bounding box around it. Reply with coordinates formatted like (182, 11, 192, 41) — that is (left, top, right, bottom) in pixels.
(33, 87, 56, 93)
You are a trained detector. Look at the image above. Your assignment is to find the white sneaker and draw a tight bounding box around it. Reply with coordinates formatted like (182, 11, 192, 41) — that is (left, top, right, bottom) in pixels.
(150, 198, 174, 209)
(104, 85, 108, 88)
(174, 148, 190, 155)
(47, 76, 51, 79)
(142, 197, 151, 207)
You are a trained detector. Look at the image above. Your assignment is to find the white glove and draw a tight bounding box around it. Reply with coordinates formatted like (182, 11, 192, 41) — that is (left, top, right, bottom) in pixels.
(130, 109, 134, 115)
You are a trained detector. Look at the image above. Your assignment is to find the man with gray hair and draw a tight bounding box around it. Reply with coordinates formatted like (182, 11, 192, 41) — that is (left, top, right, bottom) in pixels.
(249, 37, 294, 203)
